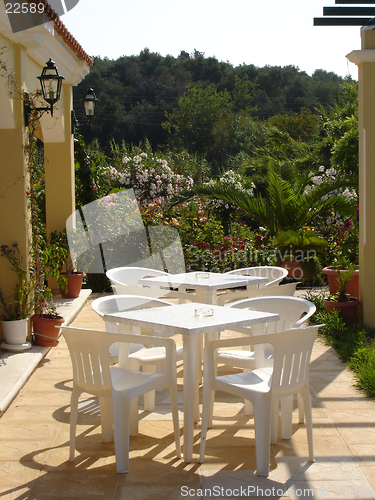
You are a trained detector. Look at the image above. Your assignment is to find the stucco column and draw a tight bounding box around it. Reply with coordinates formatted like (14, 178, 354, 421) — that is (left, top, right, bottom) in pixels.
(347, 28, 375, 326)
(43, 83, 75, 236)
(0, 45, 30, 305)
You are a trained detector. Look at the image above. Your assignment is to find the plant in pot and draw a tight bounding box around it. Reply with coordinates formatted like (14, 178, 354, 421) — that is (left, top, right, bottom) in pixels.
(324, 264, 359, 326)
(0, 244, 35, 350)
(321, 210, 359, 297)
(48, 230, 85, 298)
(31, 286, 65, 347)
(273, 229, 328, 280)
(30, 239, 65, 348)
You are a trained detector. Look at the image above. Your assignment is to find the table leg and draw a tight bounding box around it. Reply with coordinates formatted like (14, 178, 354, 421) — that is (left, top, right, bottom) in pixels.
(182, 335, 198, 463)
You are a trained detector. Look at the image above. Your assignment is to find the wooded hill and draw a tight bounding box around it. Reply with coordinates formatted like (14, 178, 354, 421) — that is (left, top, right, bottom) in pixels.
(73, 48, 351, 154)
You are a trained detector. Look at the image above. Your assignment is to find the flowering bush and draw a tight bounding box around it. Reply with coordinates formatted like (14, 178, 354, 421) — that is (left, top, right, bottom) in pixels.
(175, 203, 275, 272)
(204, 170, 254, 220)
(113, 147, 193, 208)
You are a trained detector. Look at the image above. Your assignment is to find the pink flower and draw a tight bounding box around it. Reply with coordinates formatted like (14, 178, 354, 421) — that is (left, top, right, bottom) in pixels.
(200, 217, 208, 222)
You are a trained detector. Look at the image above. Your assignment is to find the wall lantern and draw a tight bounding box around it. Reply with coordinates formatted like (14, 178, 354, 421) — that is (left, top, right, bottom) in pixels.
(24, 58, 65, 127)
(82, 87, 98, 124)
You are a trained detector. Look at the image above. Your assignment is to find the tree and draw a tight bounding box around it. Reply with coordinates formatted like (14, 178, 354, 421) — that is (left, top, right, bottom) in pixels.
(162, 84, 233, 157)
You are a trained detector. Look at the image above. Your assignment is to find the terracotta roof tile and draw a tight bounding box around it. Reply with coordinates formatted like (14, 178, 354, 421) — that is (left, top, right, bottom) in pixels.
(27, 0, 93, 66)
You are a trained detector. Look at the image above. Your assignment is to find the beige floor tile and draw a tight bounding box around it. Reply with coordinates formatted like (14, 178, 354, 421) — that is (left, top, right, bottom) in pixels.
(28, 469, 119, 499)
(277, 455, 368, 482)
(348, 444, 375, 466)
(200, 469, 287, 499)
(3, 298, 375, 499)
(287, 480, 375, 500)
(356, 464, 375, 492)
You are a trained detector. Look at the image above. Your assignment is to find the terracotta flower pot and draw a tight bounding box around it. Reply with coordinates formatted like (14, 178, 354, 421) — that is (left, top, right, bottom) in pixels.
(31, 314, 65, 347)
(58, 272, 85, 298)
(280, 260, 318, 279)
(321, 266, 359, 298)
(324, 297, 360, 326)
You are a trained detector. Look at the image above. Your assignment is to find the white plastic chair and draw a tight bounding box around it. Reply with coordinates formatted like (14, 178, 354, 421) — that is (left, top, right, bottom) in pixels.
(199, 325, 322, 476)
(91, 294, 183, 411)
(106, 266, 194, 302)
(62, 326, 181, 473)
(217, 282, 297, 306)
(217, 296, 316, 430)
(226, 266, 288, 287)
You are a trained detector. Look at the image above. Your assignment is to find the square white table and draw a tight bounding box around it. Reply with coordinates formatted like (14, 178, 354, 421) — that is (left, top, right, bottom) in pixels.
(104, 302, 279, 463)
(139, 271, 268, 305)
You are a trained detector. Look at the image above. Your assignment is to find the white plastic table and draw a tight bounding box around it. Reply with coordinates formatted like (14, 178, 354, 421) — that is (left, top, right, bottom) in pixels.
(104, 302, 279, 463)
(139, 271, 268, 305)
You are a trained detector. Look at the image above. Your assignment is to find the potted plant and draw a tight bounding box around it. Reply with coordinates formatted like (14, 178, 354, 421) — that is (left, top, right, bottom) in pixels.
(273, 229, 328, 279)
(0, 244, 35, 349)
(30, 244, 65, 348)
(322, 210, 359, 297)
(324, 264, 359, 326)
(48, 230, 85, 298)
(322, 255, 359, 298)
(31, 290, 64, 347)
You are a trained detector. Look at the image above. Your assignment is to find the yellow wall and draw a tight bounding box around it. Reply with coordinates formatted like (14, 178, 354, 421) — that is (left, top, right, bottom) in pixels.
(44, 84, 75, 236)
(348, 28, 375, 326)
(0, 40, 79, 332)
(0, 45, 30, 308)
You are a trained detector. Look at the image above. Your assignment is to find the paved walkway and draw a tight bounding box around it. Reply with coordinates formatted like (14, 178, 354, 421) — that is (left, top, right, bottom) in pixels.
(1, 292, 375, 499)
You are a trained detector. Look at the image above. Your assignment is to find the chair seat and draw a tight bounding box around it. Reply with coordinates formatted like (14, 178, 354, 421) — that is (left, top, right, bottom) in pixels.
(129, 346, 183, 365)
(216, 367, 273, 394)
(216, 350, 273, 369)
(111, 366, 165, 392)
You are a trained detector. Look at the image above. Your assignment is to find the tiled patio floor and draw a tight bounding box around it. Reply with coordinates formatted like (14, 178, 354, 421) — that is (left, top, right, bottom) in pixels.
(1, 293, 375, 499)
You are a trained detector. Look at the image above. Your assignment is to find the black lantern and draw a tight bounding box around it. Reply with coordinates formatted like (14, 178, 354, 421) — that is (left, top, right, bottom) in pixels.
(82, 87, 98, 124)
(37, 58, 65, 115)
(24, 58, 65, 126)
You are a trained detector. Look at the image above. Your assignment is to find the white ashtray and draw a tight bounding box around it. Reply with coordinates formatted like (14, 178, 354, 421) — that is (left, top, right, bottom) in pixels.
(195, 272, 210, 280)
(195, 307, 214, 318)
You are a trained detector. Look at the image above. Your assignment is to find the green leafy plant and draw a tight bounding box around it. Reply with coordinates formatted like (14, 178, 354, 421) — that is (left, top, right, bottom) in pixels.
(48, 230, 74, 275)
(308, 292, 375, 398)
(0, 244, 35, 320)
(273, 229, 328, 260)
(331, 264, 357, 303)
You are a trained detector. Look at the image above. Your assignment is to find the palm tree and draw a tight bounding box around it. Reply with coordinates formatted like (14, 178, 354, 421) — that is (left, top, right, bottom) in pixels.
(169, 165, 357, 236)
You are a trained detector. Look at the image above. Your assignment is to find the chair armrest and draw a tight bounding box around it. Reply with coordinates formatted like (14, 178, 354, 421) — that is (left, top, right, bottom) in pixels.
(294, 306, 317, 328)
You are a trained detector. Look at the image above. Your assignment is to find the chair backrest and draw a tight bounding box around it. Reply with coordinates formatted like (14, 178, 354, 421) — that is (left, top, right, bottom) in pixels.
(218, 282, 297, 306)
(91, 294, 172, 332)
(269, 326, 320, 396)
(226, 266, 288, 287)
(229, 295, 316, 332)
(62, 326, 176, 394)
(106, 267, 171, 297)
(62, 326, 114, 397)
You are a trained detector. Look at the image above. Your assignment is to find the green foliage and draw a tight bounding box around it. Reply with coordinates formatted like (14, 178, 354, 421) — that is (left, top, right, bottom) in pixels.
(318, 81, 359, 184)
(74, 51, 348, 155)
(350, 345, 375, 399)
(171, 164, 357, 235)
(176, 204, 275, 272)
(332, 263, 357, 303)
(162, 83, 233, 157)
(0, 244, 35, 321)
(268, 108, 319, 142)
(308, 293, 375, 399)
(273, 230, 328, 257)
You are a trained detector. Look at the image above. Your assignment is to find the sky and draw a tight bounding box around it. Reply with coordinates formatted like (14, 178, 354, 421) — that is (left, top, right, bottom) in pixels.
(61, 0, 363, 79)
